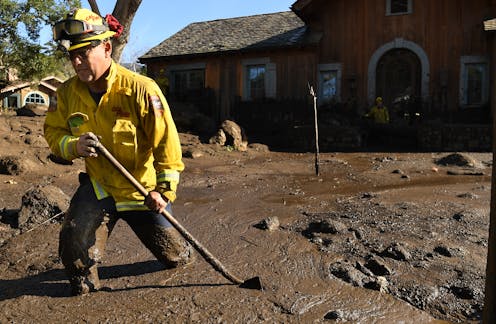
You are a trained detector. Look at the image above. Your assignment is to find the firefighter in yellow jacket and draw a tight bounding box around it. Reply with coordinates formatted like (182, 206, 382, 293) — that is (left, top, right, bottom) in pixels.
(366, 97, 390, 124)
(45, 8, 193, 295)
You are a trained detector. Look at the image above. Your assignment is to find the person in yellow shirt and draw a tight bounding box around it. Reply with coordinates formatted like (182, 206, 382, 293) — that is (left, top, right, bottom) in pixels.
(45, 8, 193, 295)
(366, 97, 390, 124)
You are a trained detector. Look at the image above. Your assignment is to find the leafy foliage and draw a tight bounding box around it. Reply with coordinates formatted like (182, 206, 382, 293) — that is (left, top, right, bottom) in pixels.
(0, 0, 80, 82)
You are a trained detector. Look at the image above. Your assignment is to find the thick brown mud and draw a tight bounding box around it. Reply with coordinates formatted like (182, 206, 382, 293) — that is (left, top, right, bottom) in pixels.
(0, 115, 490, 323)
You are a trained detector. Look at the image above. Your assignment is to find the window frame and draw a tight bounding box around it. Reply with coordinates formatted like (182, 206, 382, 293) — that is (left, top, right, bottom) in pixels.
(4, 93, 20, 108)
(386, 0, 413, 16)
(24, 91, 46, 106)
(318, 63, 342, 104)
(459, 56, 490, 108)
(241, 58, 276, 101)
(166, 63, 206, 101)
(246, 64, 266, 100)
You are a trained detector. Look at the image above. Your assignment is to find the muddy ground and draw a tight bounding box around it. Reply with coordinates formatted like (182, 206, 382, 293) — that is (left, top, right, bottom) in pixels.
(0, 114, 491, 323)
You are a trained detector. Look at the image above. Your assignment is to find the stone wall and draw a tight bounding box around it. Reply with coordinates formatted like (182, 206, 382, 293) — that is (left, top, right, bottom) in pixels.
(417, 123, 491, 152)
(287, 123, 491, 152)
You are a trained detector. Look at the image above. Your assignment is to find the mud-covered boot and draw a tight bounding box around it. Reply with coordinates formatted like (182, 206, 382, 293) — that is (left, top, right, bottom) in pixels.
(69, 275, 88, 296)
(68, 263, 101, 296)
(69, 275, 99, 296)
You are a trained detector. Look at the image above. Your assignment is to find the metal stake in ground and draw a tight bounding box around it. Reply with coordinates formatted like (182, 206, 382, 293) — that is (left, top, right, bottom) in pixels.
(308, 83, 320, 176)
(93, 141, 262, 290)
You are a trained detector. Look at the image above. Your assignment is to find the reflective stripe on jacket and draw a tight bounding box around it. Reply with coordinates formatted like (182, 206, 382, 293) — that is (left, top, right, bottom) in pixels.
(44, 61, 184, 211)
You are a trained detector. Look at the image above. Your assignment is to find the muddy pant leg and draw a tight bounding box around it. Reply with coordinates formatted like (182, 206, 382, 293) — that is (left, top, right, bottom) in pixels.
(59, 173, 117, 295)
(121, 205, 194, 268)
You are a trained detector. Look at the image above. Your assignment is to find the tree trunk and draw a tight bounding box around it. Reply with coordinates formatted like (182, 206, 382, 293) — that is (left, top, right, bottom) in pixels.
(111, 0, 143, 62)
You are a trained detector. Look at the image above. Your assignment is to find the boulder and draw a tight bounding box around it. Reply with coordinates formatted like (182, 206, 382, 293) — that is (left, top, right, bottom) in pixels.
(16, 103, 47, 117)
(221, 120, 247, 151)
(17, 185, 70, 231)
(436, 153, 478, 167)
(209, 120, 248, 151)
(209, 129, 226, 146)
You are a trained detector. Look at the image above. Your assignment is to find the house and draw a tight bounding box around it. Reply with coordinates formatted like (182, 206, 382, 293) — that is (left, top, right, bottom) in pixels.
(1, 76, 64, 112)
(140, 0, 496, 150)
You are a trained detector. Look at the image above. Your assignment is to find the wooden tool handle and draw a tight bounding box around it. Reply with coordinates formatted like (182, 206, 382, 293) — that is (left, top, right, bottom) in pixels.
(94, 142, 243, 285)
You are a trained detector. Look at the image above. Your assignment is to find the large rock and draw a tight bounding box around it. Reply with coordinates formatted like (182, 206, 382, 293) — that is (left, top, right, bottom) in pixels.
(436, 153, 478, 168)
(209, 128, 227, 146)
(209, 120, 248, 151)
(17, 185, 70, 231)
(0, 155, 41, 174)
(16, 103, 47, 117)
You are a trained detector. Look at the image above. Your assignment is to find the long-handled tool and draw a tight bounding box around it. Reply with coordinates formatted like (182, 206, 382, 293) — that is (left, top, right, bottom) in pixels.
(94, 141, 262, 290)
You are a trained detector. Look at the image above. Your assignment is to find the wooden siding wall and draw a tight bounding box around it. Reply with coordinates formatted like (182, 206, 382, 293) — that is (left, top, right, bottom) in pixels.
(145, 0, 496, 124)
(305, 0, 495, 113)
(146, 49, 318, 120)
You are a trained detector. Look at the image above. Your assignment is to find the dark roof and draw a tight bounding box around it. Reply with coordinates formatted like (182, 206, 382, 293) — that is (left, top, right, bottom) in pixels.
(140, 11, 311, 60)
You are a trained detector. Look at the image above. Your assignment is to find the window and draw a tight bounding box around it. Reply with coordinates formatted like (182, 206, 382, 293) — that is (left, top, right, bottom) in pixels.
(25, 92, 46, 105)
(320, 71, 337, 101)
(168, 64, 206, 101)
(242, 58, 276, 101)
(460, 56, 489, 107)
(4, 94, 20, 108)
(318, 63, 342, 104)
(386, 0, 412, 16)
(247, 65, 266, 100)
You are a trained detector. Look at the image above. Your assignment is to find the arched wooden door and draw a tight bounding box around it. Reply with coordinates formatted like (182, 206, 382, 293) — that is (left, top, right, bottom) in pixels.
(376, 49, 421, 112)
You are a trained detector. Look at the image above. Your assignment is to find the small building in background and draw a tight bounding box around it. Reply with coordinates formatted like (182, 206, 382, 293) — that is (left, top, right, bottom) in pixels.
(1, 76, 64, 112)
(140, 0, 496, 151)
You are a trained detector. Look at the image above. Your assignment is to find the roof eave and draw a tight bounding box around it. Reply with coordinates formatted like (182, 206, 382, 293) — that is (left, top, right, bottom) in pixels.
(291, 0, 316, 22)
(139, 43, 317, 64)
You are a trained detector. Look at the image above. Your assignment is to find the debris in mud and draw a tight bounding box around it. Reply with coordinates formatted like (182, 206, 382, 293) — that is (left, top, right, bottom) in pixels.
(247, 143, 270, 152)
(254, 216, 280, 231)
(15, 103, 46, 117)
(303, 219, 348, 236)
(0, 156, 24, 175)
(436, 153, 478, 168)
(450, 285, 476, 300)
(0, 209, 19, 245)
(291, 195, 487, 322)
(329, 260, 368, 287)
(380, 243, 411, 261)
(23, 134, 47, 148)
(447, 169, 484, 176)
(324, 309, 344, 320)
(434, 245, 452, 257)
(364, 255, 392, 276)
(452, 210, 483, 223)
(183, 148, 204, 159)
(456, 192, 479, 199)
(376, 156, 397, 163)
(360, 192, 376, 199)
(16, 185, 69, 231)
(363, 275, 389, 293)
(0, 155, 41, 174)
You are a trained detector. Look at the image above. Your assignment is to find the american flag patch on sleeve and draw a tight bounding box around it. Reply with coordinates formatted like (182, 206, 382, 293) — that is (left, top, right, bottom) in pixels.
(149, 95, 164, 116)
